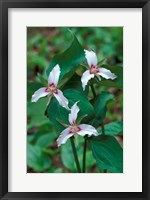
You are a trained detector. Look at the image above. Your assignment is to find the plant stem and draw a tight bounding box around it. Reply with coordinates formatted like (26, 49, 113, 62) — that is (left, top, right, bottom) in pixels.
(101, 123, 107, 173)
(70, 137, 81, 173)
(83, 136, 88, 173)
(79, 63, 89, 69)
(90, 84, 96, 98)
(90, 83, 107, 173)
(101, 122, 105, 135)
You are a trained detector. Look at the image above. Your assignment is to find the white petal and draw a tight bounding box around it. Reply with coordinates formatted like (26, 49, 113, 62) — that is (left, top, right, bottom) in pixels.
(53, 89, 69, 110)
(84, 49, 98, 67)
(31, 87, 51, 102)
(48, 64, 61, 86)
(57, 127, 74, 147)
(77, 124, 98, 137)
(97, 68, 117, 80)
(81, 70, 94, 91)
(69, 102, 80, 125)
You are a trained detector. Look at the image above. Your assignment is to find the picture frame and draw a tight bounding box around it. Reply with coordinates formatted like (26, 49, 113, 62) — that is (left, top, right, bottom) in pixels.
(0, 0, 149, 199)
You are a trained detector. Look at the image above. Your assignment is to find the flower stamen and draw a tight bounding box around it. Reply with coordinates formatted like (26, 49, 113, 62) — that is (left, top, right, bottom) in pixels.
(45, 83, 58, 94)
(90, 65, 100, 74)
(69, 125, 81, 134)
(45, 88, 50, 92)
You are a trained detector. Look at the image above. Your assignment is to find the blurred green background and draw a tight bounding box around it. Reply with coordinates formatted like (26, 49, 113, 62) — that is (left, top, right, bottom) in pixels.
(27, 27, 123, 173)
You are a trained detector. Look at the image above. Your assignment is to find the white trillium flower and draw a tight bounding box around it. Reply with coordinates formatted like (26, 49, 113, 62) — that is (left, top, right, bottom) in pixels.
(81, 49, 117, 90)
(57, 102, 98, 147)
(31, 64, 69, 110)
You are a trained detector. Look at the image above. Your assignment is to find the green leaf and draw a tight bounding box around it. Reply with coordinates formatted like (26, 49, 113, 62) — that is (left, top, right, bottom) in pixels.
(62, 73, 89, 95)
(47, 89, 94, 132)
(78, 150, 96, 172)
(98, 65, 123, 89)
(27, 34, 43, 49)
(61, 140, 76, 172)
(89, 91, 114, 128)
(28, 53, 49, 69)
(86, 150, 97, 171)
(46, 34, 86, 80)
(27, 143, 51, 172)
(61, 138, 97, 172)
(56, 118, 69, 128)
(47, 167, 64, 173)
(28, 123, 56, 144)
(98, 121, 123, 136)
(36, 133, 56, 148)
(27, 82, 43, 102)
(88, 135, 123, 173)
(61, 139, 82, 172)
(42, 148, 59, 156)
(37, 73, 47, 86)
(27, 135, 35, 143)
(47, 99, 69, 132)
(54, 168, 63, 173)
(76, 114, 88, 125)
(58, 67, 78, 89)
(97, 58, 106, 66)
(27, 98, 49, 128)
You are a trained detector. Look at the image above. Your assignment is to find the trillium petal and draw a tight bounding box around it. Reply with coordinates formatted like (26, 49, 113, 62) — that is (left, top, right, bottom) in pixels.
(31, 87, 51, 102)
(81, 70, 94, 91)
(57, 127, 74, 147)
(53, 89, 69, 110)
(69, 102, 80, 125)
(84, 49, 98, 67)
(77, 124, 98, 137)
(97, 68, 117, 80)
(48, 64, 60, 86)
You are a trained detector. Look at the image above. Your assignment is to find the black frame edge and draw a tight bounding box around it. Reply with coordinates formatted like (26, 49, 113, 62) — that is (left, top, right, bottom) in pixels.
(0, 0, 148, 8)
(1, 1, 8, 200)
(142, 2, 149, 200)
(0, 0, 2, 197)
(0, 0, 150, 200)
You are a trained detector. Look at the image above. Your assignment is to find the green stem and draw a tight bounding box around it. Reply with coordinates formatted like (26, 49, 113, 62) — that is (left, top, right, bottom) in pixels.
(83, 136, 88, 173)
(91, 82, 105, 136)
(70, 137, 81, 173)
(79, 63, 89, 69)
(90, 82, 107, 173)
(101, 122, 105, 135)
(90, 84, 96, 98)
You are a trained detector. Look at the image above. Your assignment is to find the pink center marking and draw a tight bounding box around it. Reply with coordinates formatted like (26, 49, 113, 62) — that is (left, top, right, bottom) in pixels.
(45, 88, 50, 93)
(46, 82, 58, 93)
(69, 125, 81, 134)
(49, 83, 55, 87)
(90, 65, 100, 74)
(53, 89, 58, 94)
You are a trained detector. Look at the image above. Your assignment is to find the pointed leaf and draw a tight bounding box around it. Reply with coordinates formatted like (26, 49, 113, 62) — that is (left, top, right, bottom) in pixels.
(98, 121, 123, 136)
(36, 133, 56, 148)
(62, 73, 89, 95)
(27, 82, 43, 101)
(27, 143, 51, 172)
(46, 34, 86, 80)
(88, 135, 123, 173)
(47, 89, 94, 132)
(38, 73, 48, 87)
(76, 114, 88, 125)
(89, 91, 114, 128)
(56, 118, 70, 128)
(28, 98, 49, 128)
(98, 65, 123, 89)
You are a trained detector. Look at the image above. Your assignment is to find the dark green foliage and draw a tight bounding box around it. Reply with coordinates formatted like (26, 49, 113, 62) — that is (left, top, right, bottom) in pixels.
(88, 135, 123, 173)
(27, 27, 123, 173)
(47, 89, 94, 132)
